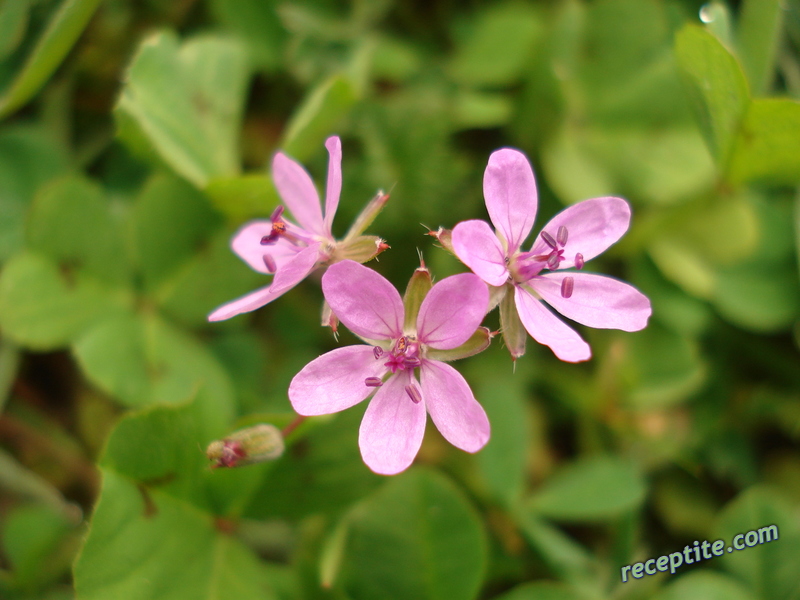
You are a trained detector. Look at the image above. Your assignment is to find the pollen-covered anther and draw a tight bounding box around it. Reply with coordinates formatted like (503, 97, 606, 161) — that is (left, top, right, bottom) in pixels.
(561, 276, 574, 298)
(557, 225, 568, 246)
(575, 253, 584, 269)
(405, 384, 422, 404)
(541, 230, 558, 250)
(262, 254, 277, 273)
(365, 377, 383, 387)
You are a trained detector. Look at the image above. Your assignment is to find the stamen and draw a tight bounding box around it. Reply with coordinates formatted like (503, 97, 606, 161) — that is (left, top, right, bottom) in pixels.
(404, 357, 422, 368)
(262, 254, 276, 273)
(260, 235, 274, 245)
(373, 347, 384, 359)
(561, 276, 574, 298)
(365, 377, 383, 387)
(405, 384, 422, 404)
(547, 253, 561, 270)
(541, 231, 558, 249)
(270, 205, 284, 221)
(574, 253, 584, 269)
(557, 226, 568, 246)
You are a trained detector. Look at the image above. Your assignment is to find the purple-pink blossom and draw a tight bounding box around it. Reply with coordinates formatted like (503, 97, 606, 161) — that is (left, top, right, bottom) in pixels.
(451, 148, 651, 362)
(289, 260, 491, 475)
(208, 137, 387, 322)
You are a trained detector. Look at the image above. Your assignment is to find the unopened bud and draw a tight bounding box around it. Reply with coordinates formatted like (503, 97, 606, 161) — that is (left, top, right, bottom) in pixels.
(206, 424, 284, 468)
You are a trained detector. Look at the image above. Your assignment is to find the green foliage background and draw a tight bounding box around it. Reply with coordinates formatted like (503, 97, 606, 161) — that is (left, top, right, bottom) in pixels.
(1, 0, 799, 598)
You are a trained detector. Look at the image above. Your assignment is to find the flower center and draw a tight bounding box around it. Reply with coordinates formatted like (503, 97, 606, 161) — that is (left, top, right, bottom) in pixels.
(383, 335, 422, 373)
(510, 226, 585, 283)
(260, 206, 311, 248)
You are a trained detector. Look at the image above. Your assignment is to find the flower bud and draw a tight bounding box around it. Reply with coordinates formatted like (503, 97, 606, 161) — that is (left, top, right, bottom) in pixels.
(428, 227, 454, 254)
(332, 235, 389, 263)
(206, 424, 284, 468)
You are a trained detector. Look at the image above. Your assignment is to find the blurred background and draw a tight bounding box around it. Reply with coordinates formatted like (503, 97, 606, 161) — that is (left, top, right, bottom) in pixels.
(0, 0, 799, 598)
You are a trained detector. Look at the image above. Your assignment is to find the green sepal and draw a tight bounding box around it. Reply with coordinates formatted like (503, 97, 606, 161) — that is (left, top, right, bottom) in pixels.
(500, 283, 526, 360)
(343, 191, 390, 241)
(426, 327, 493, 362)
(331, 235, 389, 264)
(487, 283, 507, 312)
(206, 423, 284, 468)
(403, 265, 433, 332)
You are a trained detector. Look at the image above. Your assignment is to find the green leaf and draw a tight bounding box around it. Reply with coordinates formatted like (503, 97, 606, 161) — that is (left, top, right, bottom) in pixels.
(728, 99, 800, 185)
(0, 0, 103, 118)
(280, 74, 357, 162)
(155, 229, 265, 328)
(0, 0, 29, 60)
(205, 175, 279, 224)
(716, 487, 800, 600)
(338, 468, 487, 600)
(654, 571, 756, 600)
(74, 471, 280, 600)
(131, 173, 221, 292)
(448, 1, 542, 87)
(100, 397, 263, 517)
(243, 408, 382, 521)
(493, 582, 583, 600)
(3, 503, 76, 592)
(27, 175, 130, 284)
(674, 25, 750, 165)
(116, 32, 249, 187)
(514, 513, 597, 589)
(469, 354, 531, 508)
(737, 0, 783, 96)
(208, 0, 286, 72)
(0, 252, 121, 350)
(0, 125, 68, 261)
(73, 311, 235, 411)
(621, 323, 707, 409)
(528, 456, 646, 521)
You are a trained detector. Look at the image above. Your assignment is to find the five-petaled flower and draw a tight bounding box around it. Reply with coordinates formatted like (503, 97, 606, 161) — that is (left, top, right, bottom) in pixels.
(208, 136, 387, 322)
(289, 260, 491, 475)
(451, 148, 651, 362)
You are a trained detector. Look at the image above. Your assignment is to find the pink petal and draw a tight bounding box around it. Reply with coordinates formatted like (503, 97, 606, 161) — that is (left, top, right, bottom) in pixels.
(289, 345, 386, 416)
(483, 148, 538, 254)
(323, 136, 342, 236)
(514, 285, 591, 362)
(529, 197, 630, 269)
(322, 260, 404, 341)
(417, 273, 488, 350)
(359, 370, 426, 475)
(231, 221, 301, 274)
(268, 242, 322, 296)
(451, 220, 509, 287)
(272, 152, 325, 236)
(207, 284, 275, 322)
(207, 242, 321, 321)
(531, 272, 651, 331)
(420, 360, 489, 453)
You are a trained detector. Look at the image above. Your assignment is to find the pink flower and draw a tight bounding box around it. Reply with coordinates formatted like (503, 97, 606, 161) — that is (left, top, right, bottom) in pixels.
(289, 260, 491, 475)
(208, 137, 387, 322)
(451, 148, 651, 362)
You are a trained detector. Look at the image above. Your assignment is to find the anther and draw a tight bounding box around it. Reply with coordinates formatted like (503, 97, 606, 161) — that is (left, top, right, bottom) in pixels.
(373, 347, 384, 359)
(262, 254, 277, 273)
(561, 276, 574, 298)
(365, 377, 383, 387)
(270, 205, 284, 221)
(404, 357, 422, 368)
(574, 253, 584, 269)
(547, 253, 561, 270)
(405, 385, 422, 404)
(541, 231, 558, 250)
(557, 226, 568, 246)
